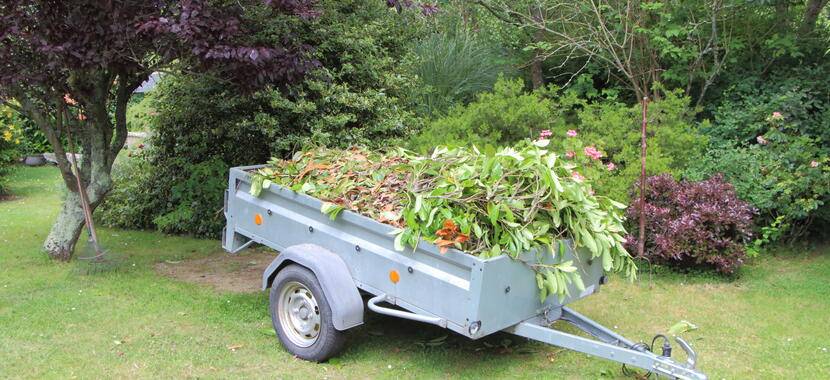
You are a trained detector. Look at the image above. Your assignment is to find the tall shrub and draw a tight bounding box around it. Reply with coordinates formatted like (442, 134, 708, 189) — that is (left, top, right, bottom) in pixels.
(408, 78, 554, 153)
(99, 0, 425, 237)
(569, 89, 707, 203)
(686, 115, 830, 238)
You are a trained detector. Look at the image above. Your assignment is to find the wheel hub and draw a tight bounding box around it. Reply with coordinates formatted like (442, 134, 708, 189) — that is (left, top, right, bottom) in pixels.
(278, 281, 321, 347)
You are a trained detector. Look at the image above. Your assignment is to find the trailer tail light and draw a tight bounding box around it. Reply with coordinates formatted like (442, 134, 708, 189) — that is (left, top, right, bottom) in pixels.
(254, 213, 263, 225)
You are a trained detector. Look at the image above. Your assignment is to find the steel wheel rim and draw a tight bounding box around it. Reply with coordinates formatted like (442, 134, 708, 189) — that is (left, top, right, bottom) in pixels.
(277, 281, 321, 347)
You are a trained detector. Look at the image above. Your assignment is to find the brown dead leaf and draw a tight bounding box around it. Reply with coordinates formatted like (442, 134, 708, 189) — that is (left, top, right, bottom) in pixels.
(295, 162, 331, 182)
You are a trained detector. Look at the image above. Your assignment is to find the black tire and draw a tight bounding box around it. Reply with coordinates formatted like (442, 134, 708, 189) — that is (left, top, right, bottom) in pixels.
(269, 264, 346, 362)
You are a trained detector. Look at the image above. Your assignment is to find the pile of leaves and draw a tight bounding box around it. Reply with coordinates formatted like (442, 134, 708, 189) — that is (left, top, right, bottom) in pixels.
(251, 148, 411, 225)
(251, 140, 636, 301)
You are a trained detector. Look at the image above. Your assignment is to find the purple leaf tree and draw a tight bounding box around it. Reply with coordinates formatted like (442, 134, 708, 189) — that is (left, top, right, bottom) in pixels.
(0, 0, 317, 260)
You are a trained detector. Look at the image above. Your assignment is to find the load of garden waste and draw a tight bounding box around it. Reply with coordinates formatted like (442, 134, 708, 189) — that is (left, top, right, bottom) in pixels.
(250, 139, 636, 301)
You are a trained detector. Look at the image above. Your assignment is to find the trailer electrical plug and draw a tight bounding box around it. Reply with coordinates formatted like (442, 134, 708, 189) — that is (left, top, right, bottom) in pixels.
(651, 334, 672, 357)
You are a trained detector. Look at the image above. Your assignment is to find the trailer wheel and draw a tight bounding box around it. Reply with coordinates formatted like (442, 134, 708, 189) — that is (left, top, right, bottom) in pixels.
(269, 264, 345, 361)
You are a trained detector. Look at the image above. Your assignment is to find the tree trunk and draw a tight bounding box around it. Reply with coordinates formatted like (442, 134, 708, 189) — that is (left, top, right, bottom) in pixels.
(43, 191, 86, 261)
(42, 176, 109, 260)
(530, 55, 544, 90)
(530, 6, 545, 90)
(800, 0, 828, 35)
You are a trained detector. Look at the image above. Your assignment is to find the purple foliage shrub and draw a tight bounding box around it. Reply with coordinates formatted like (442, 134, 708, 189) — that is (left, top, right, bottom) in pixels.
(626, 174, 755, 274)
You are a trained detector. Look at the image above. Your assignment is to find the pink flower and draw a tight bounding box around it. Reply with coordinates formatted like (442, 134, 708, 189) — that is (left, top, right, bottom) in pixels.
(584, 146, 603, 160)
(565, 151, 575, 159)
(756, 135, 768, 145)
(771, 111, 783, 120)
(539, 129, 553, 139)
(571, 171, 585, 183)
(811, 160, 820, 168)
(63, 94, 77, 106)
(566, 129, 578, 138)
(606, 162, 616, 171)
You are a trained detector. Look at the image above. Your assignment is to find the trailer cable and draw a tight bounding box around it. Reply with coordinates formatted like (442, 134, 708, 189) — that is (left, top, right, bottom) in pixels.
(621, 342, 652, 378)
(651, 334, 672, 358)
(622, 334, 676, 378)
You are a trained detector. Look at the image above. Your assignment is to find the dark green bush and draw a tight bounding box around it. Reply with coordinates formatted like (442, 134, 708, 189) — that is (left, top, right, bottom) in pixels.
(687, 63, 830, 239)
(98, 0, 424, 237)
(706, 65, 830, 148)
(686, 119, 830, 238)
(409, 77, 556, 153)
(95, 152, 157, 230)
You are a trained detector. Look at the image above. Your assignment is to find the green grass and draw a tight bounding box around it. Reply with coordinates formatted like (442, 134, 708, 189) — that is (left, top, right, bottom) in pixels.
(1, 166, 829, 379)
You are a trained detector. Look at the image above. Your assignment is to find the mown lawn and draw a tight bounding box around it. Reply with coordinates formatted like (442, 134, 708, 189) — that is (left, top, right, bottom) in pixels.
(1, 166, 828, 379)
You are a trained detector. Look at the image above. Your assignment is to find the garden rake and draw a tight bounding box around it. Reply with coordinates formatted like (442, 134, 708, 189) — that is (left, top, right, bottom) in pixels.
(66, 122, 117, 274)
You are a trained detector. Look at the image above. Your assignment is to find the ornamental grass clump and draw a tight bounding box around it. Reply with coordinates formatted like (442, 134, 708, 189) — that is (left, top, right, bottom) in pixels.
(251, 137, 637, 300)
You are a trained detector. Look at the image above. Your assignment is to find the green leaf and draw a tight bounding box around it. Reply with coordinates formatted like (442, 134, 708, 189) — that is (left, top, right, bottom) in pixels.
(393, 230, 406, 251)
(558, 261, 577, 273)
(414, 194, 423, 213)
(551, 173, 564, 193)
(488, 203, 500, 226)
(250, 175, 264, 197)
(300, 182, 316, 194)
(472, 223, 483, 238)
(320, 202, 344, 221)
(572, 272, 586, 292)
(667, 320, 699, 336)
(582, 230, 598, 254)
(601, 250, 613, 271)
(608, 199, 627, 209)
(502, 203, 515, 222)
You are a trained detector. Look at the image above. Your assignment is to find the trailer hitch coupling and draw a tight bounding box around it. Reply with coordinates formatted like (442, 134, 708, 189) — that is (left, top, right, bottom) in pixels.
(674, 336, 697, 369)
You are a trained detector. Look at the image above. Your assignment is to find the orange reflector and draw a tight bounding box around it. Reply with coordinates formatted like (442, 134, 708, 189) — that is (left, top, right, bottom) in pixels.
(389, 270, 400, 284)
(254, 213, 263, 225)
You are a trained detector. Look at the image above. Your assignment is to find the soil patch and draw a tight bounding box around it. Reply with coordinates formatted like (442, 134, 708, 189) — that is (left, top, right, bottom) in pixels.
(155, 248, 277, 293)
(0, 194, 18, 202)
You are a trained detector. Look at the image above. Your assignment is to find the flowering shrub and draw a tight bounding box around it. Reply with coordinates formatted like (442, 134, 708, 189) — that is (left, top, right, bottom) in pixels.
(1, 105, 23, 195)
(554, 89, 707, 203)
(626, 174, 754, 274)
(686, 110, 830, 240)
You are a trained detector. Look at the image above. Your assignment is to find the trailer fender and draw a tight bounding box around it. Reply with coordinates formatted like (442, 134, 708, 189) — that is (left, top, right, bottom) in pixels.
(262, 244, 363, 330)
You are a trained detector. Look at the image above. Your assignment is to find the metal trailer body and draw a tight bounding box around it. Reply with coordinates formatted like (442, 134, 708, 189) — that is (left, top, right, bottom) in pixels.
(223, 165, 707, 380)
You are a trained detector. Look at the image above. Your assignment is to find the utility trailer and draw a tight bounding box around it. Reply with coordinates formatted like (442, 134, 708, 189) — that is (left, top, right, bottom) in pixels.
(222, 165, 707, 380)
